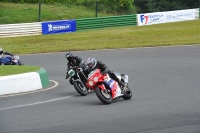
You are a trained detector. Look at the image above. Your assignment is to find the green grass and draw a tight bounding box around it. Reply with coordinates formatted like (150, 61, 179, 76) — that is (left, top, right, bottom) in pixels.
(0, 66, 41, 76)
(0, 20, 200, 54)
(0, 2, 113, 24)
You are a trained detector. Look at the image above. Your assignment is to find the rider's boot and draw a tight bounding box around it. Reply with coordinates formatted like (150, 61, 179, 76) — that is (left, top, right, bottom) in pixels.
(69, 78, 73, 85)
(118, 80, 125, 93)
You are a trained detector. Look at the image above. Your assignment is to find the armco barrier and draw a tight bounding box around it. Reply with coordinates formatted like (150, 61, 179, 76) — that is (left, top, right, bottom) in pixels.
(195, 8, 200, 19)
(0, 22, 42, 38)
(199, 8, 200, 19)
(76, 14, 137, 31)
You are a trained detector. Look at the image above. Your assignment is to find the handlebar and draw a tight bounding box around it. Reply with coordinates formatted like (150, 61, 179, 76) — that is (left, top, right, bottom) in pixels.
(68, 66, 83, 72)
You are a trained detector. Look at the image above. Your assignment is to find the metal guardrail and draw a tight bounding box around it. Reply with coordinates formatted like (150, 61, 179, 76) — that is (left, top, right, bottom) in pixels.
(76, 14, 137, 31)
(195, 8, 200, 19)
(199, 8, 200, 18)
(0, 22, 42, 38)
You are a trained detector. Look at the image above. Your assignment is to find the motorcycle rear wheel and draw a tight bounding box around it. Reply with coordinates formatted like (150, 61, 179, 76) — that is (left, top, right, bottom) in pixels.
(95, 87, 112, 104)
(74, 81, 88, 96)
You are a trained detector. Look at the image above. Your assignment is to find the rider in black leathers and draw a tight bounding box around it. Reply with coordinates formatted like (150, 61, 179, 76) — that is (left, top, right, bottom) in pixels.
(65, 52, 87, 84)
(66, 52, 85, 70)
(0, 47, 14, 57)
(86, 57, 125, 90)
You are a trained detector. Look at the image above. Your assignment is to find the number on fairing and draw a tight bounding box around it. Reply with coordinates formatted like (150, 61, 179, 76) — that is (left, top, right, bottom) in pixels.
(68, 69, 75, 76)
(14, 56, 20, 60)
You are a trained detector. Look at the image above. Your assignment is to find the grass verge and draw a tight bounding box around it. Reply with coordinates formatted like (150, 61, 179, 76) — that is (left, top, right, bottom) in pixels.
(0, 20, 200, 54)
(0, 66, 41, 76)
(0, 2, 112, 24)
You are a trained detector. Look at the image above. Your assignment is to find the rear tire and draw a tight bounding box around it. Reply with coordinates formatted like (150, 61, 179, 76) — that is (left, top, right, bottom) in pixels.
(122, 86, 132, 100)
(95, 87, 112, 104)
(74, 81, 88, 96)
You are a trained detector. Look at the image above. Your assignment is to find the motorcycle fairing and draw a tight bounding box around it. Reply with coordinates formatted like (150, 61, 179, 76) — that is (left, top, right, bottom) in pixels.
(96, 84, 106, 91)
(104, 75, 122, 99)
(104, 76, 116, 89)
(1, 57, 10, 63)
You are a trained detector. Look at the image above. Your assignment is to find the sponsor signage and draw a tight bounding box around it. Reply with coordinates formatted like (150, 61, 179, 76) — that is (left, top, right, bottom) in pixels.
(137, 9, 195, 26)
(139, 14, 164, 25)
(42, 20, 76, 34)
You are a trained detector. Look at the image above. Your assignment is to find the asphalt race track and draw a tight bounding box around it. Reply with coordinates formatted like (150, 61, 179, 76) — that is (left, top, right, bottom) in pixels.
(0, 45, 200, 133)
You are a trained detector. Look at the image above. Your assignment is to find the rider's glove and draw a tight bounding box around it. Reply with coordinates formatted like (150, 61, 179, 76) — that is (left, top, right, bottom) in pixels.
(65, 73, 69, 79)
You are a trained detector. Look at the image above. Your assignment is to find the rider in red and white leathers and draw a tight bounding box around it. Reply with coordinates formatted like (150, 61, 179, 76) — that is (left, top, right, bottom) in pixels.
(86, 57, 125, 90)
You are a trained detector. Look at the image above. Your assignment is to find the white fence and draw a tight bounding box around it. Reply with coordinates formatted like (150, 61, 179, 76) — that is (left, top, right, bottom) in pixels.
(0, 22, 42, 38)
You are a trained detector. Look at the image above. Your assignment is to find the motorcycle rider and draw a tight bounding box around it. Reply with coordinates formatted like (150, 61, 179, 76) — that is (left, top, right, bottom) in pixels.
(0, 47, 14, 57)
(65, 52, 88, 84)
(65, 52, 85, 69)
(86, 57, 125, 92)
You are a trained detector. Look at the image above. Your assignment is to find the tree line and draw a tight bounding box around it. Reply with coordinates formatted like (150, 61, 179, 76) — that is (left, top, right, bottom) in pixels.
(1, 0, 200, 14)
(134, 0, 200, 13)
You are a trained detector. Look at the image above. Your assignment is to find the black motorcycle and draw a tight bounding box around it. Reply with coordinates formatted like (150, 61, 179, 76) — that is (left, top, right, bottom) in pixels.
(66, 66, 89, 96)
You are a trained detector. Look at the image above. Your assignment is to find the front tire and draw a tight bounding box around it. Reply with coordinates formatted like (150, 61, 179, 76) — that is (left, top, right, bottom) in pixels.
(95, 87, 112, 104)
(74, 81, 88, 96)
(122, 86, 132, 100)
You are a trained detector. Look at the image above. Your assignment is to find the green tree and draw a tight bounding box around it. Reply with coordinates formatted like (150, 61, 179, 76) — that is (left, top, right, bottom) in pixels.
(134, 0, 154, 13)
(134, 0, 199, 13)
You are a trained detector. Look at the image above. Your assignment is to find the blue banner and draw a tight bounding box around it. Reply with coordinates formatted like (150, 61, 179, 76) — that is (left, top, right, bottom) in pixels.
(42, 20, 76, 35)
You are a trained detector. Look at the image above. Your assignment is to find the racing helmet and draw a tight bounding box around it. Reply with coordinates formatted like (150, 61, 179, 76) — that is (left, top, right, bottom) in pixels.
(0, 47, 3, 55)
(65, 52, 73, 61)
(87, 57, 97, 69)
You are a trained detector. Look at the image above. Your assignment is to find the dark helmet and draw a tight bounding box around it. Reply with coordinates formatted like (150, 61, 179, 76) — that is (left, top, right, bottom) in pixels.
(65, 52, 73, 61)
(87, 57, 97, 69)
(0, 47, 3, 55)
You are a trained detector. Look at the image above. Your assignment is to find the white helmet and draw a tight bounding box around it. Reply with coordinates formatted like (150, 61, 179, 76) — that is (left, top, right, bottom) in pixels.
(87, 57, 97, 69)
(0, 47, 3, 55)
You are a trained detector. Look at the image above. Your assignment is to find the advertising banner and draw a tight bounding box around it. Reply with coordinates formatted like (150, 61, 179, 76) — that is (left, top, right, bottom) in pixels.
(42, 20, 76, 34)
(137, 9, 196, 26)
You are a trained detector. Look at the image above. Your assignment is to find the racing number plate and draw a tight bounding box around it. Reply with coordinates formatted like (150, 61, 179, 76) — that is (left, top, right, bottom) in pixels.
(68, 69, 75, 76)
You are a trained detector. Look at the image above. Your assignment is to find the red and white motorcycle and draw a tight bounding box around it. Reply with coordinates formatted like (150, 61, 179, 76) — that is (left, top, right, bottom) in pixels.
(86, 69, 132, 104)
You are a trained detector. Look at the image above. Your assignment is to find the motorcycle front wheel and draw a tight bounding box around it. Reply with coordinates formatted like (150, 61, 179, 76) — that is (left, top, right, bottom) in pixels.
(95, 87, 112, 104)
(74, 81, 88, 96)
(122, 85, 132, 100)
